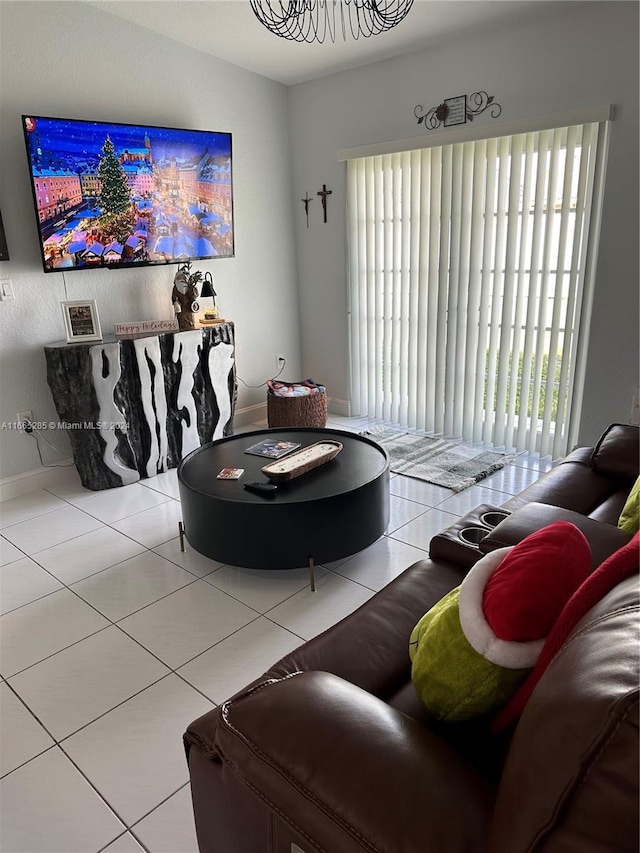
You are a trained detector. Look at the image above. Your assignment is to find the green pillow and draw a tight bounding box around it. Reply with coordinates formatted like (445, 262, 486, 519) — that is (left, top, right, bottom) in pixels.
(409, 523, 592, 723)
(409, 586, 528, 722)
(618, 475, 640, 534)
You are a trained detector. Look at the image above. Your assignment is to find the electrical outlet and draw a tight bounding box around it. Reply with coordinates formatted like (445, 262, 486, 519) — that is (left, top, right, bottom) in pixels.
(276, 353, 286, 370)
(17, 410, 33, 431)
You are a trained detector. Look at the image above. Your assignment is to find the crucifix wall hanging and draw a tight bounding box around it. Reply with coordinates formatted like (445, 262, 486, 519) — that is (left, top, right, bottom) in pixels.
(317, 184, 332, 223)
(301, 192, 312, 228)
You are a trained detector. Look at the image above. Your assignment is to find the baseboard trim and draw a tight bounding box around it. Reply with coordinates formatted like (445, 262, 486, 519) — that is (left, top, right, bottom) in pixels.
(0, 461, 74, 502)
(0, 403, 280, 502)
(327, 397, 351, 417)
(233, 402, 267, 427)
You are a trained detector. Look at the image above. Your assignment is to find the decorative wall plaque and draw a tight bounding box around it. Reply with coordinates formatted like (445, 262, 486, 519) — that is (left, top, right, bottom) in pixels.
(115, 319, 179, 337)
(444, 95, 466, 126)
(414, 91, 502, 131)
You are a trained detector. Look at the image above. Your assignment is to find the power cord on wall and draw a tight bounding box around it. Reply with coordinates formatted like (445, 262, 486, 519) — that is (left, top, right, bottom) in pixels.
(23, 422, 75, 468)
(236, 357, 286, 390)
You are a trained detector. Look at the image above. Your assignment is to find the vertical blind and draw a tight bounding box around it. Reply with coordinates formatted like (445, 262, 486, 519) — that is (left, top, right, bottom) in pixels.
(347, 120, 610, 458)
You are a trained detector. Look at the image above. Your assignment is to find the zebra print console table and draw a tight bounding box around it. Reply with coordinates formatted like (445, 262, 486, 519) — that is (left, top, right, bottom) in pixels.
(45, 322, 235, 491)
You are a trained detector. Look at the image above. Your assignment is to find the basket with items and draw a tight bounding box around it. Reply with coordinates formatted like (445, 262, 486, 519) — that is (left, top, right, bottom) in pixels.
(267, 379, 327, 428)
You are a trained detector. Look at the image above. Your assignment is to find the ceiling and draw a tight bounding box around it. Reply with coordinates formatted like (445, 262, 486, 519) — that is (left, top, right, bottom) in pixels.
(87, 0, 566, 87)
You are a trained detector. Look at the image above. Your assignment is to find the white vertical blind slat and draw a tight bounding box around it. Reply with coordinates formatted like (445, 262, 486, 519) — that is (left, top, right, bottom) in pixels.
(453, 143, 474, 438)
(494, 134, 523, 449)
(399, 150, 413, 427)
(463, 140, 486, 438)
(373, 157, 384, 420)
(482, 135, 510, 445)
(444, 144, 463, 436)
(434, 146, 449, 435)
(406, 151, 420, 426)
(473, 136, 498, 442)
(416, 148, 431, 430)
(540, 125, 578, 457)
(366, 158, 378, 419)
(505, 133, 536, 451)
(426, 147, 440, 430)
(529, 127, 562, 455)
(516, 130, 548, 451)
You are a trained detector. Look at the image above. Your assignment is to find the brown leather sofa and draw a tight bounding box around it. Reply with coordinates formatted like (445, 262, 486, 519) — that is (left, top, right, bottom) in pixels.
(184, 424, 639, 852)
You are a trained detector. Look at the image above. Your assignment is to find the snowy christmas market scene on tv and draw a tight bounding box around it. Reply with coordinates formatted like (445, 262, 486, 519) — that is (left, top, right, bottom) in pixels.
(22, 115, 234, 272)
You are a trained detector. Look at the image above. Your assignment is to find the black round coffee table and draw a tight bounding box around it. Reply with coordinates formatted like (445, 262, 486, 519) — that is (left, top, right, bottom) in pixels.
(178, 427, 389, 577)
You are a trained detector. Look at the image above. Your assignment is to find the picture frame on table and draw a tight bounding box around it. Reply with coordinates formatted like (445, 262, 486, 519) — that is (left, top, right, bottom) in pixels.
(61, 299, 103, 343)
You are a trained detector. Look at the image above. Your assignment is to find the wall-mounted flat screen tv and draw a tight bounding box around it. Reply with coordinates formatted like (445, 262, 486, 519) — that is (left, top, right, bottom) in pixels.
(22, 115, 234, 273)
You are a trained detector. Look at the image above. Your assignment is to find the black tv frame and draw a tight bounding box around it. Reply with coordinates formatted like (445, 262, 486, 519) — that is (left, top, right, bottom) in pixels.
(21, 114, 234, 274)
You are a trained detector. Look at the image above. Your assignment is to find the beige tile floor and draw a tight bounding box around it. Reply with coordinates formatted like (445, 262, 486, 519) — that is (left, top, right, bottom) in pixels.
(0, 416, 549, 853)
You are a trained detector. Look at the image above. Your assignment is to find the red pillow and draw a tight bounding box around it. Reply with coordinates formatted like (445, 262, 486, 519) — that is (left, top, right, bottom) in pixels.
(483, 521, 591, 642)
(493, 531, 640, 733)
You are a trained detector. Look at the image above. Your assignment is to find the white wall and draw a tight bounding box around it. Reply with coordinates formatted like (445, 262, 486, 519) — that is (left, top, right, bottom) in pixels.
(288, 1, 639, 446)
(0, 1, 300, 479)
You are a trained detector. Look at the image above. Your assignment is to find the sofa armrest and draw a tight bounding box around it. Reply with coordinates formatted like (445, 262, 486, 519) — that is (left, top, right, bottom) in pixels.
(187, 671, 494, 853)
(264, 559, 466, 699)
(479, 502, 632, 568)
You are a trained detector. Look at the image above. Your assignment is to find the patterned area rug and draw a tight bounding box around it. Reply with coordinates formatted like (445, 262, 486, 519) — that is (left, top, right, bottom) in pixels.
(363, 427, 516, 492)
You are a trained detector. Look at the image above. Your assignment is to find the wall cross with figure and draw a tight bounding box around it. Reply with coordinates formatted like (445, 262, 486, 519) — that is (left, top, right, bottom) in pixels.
(317, 184, 332, 223)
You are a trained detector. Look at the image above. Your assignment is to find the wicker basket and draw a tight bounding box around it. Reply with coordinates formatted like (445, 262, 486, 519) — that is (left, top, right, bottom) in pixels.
(267, 388, 327, 428)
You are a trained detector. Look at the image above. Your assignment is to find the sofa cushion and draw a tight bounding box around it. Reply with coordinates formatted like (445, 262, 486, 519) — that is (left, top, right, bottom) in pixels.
(590, 423, 640, 483)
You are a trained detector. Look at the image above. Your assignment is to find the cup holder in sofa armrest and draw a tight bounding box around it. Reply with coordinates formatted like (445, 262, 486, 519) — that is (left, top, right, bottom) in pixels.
(458, 526, 490, 546)
(429, 504, 512, 571)
(478, 502, 633, 569)
(479, 510, 510, 529)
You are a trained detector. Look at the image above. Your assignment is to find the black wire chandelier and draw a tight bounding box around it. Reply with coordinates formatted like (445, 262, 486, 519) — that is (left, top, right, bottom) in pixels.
(250, 0, 414, 43)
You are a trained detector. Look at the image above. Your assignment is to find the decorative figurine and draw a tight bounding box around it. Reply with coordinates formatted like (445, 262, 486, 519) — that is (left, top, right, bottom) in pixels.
(171, 260, 202, 330)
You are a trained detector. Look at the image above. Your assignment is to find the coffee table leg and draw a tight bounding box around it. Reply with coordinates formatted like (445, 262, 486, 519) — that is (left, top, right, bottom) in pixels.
(308, 556, 316, 593)
(178, 522, 186, 552)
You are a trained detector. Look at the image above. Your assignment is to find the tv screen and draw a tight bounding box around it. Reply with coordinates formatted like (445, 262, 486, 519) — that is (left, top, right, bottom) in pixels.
(22, 115, 234, 273)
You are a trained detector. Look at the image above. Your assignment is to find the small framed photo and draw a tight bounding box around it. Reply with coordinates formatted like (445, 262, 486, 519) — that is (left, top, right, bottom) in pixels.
(444, 95, 467, 127)
(61, 300, 103, 343)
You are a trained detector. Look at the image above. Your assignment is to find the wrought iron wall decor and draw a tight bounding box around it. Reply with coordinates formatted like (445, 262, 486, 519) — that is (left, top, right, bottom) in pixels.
(414, 91, 502, 130)
(250, 0, 414, 43)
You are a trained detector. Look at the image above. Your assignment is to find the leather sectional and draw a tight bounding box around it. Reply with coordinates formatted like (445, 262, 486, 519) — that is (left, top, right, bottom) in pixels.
(184, 423, 639, 852)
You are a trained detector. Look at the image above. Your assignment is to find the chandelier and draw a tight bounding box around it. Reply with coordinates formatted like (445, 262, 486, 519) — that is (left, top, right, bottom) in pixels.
(250, 0, 414, 43)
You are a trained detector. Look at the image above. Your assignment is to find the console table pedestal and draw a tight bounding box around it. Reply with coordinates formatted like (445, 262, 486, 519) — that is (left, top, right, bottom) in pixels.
(45, 323, 235, 491)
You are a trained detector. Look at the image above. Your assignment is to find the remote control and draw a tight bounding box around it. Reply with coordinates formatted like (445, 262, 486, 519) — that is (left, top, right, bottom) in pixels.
(244, 481, 278, 496)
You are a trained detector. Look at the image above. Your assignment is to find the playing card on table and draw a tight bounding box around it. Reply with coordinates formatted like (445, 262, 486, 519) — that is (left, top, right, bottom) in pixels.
(217, 467, 244, 480)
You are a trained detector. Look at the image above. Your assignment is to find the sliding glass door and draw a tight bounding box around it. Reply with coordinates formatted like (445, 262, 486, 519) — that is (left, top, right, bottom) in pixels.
(347, 119, 610, 457)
